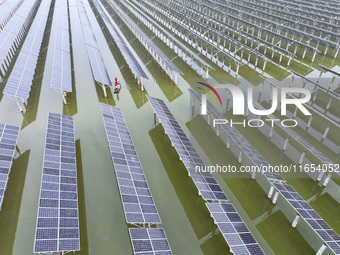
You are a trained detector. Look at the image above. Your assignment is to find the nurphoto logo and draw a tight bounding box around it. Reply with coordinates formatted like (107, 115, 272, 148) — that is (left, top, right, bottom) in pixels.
(197, 82, 312, 128)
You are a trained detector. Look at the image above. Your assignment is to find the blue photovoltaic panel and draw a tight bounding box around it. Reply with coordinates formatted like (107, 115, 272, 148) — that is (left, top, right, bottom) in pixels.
(0, 0, 38, 73)
(0, 0, 24, 31)
(188, 88, 285, 182)
(0, 123, 20, 210)
(86, 45, 112, 86)
(129, 228, 173, 255)
(51, 48, 72, 92)
(100, 103, 161, 224)
(147, 95, 228, 202)
(273, 183, 340, 254)
(34, 113, 80, 253)
(3, 0, 51, 99)
(50, 0, 72, 93)
(92, 0, 149, 80)
(77, 0, 112, 87)
(206, 203, 265, 255)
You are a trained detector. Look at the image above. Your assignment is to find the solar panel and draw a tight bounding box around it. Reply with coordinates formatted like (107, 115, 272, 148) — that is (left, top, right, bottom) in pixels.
(273, 183, 340, 254)
(34, 113, 80, 253)
(91, 0, 149, 80)
(129, 228, 173, 255)
(0, 0, 38, 74)
(50, 0, 72, 93)
(188, 88, 285, 182)
(147, 95, 229, 201)
(0, 123, 20, 210)
(77, 0, 112, 87)
(0, 0, 24, 31)
(3, 0, 51, 99)
(100, 103, 161, 224)
(206, 203, 265, 255)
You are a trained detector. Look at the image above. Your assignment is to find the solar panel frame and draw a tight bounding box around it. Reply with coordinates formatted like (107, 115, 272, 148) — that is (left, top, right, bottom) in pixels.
(273, 183, 340, 254)
(34, 113, 80, 253)
(147, 95, 229, 202)
(129, 228, 173, 255)
(100, 103, 161, 224)
(0, 123, 20, 210)
(206, 203, 265, 255)
(188, 88, 285, 182)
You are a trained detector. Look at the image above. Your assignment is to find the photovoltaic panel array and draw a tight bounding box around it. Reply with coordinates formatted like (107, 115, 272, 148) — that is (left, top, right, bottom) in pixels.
(124, 0, 213, 70)
(0, 0, 23, 31)
(206, 203, 264, 255)
(146, 95, 228, 201)
(100, 103, 161, 224)
(0, 0, 38, 75)
(50, 0, 72, 93)
(188, 88, 285, 182)
(0, 123, 19, 210)
(91, 0, 148, 80)
(273, 183, 340, 255)
(252, 101, 336, 171)
(77, 0, 111, 87)
(34, 113, 80, 253)
(129, 228, 173, 255)
(109, 0, 183, 75)
(3, 0, 52, 100)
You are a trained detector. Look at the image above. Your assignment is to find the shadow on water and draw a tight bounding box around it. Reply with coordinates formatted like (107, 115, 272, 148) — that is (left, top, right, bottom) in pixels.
(0, 149, 30, 255)
(257, 210, 314, 255)
(75, 139, 89, 255)
(149, 124, 229, 255)
(309, 192, 340, 234)
(94, 81, 116, 106)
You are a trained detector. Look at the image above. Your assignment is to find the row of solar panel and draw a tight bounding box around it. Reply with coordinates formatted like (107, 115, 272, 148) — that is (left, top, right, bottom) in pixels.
(129, 228, 172, 255)
(0, 0, 37, 67)
(188, 88, 285, 182)
(34, 112, 80, 253)
(100, 104, 173, 255)
(50, 0, 72, 93)
(0, 124, 19, 210)
(146, 96, 266, 255)
(147, 95, 229, 201)
(100, 103, 161, 224)
(273, 183, 340, 254)
(4, 52, 38, 99)
(51, 48, 72, 92)
(207, 203, 265, 255)
(0, 0, 24, 31)
(3, 0, 51, 99)
(77, 0, 112, 87)
(91, 0, 149, 80)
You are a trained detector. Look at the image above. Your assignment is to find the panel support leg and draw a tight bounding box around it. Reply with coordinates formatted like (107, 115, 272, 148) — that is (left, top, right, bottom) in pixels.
(316, 244, 327, 255)
(292, 215, 300, 228)
(323, 173, 332, 187)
